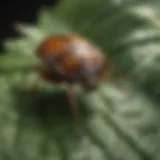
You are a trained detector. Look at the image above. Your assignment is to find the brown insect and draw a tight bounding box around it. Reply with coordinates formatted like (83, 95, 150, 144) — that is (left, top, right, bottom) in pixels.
(31, 34, 123, 127)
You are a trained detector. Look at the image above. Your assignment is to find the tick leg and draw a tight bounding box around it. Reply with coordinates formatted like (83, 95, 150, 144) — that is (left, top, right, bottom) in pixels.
(101, 61, 129, 83)
(103, 61, 134, 82)
(102, 62, 137, 98)
(66, 84, 82, 128)
(28, 77, 41, 102)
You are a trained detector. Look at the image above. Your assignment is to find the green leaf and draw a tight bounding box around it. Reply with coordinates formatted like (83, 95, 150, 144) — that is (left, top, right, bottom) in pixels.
(0, 0, 160, 160)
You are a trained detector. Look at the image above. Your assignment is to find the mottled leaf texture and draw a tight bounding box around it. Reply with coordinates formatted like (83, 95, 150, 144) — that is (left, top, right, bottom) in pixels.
(0, 0, 160, 160)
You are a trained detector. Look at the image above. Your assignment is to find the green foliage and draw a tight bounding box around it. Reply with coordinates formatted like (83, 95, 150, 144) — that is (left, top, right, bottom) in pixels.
(0, 0, 160, 159)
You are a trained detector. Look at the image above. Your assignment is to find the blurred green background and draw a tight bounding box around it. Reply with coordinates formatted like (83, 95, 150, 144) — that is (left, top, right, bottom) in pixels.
(0, 0, 160, 159)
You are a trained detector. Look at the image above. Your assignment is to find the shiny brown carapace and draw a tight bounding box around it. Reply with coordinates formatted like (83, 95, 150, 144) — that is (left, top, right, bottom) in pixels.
(32, 34, 109, 127)
(36, 34, 107, 90)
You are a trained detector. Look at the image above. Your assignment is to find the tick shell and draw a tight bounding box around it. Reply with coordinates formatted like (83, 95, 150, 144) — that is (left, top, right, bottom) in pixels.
(36, 34, 106, 89)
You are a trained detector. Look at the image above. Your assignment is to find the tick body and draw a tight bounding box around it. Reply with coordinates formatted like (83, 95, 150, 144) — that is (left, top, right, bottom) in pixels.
(36, 34, 106, 90)
(33, 34, 108, 127)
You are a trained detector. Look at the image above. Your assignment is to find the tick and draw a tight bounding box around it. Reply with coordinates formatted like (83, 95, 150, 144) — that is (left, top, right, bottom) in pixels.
(30, 34, 120, 127)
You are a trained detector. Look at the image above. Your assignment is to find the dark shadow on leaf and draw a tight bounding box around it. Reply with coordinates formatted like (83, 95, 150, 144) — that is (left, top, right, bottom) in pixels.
(8, 84, 95, 160)
(10, 85, 91, 140)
